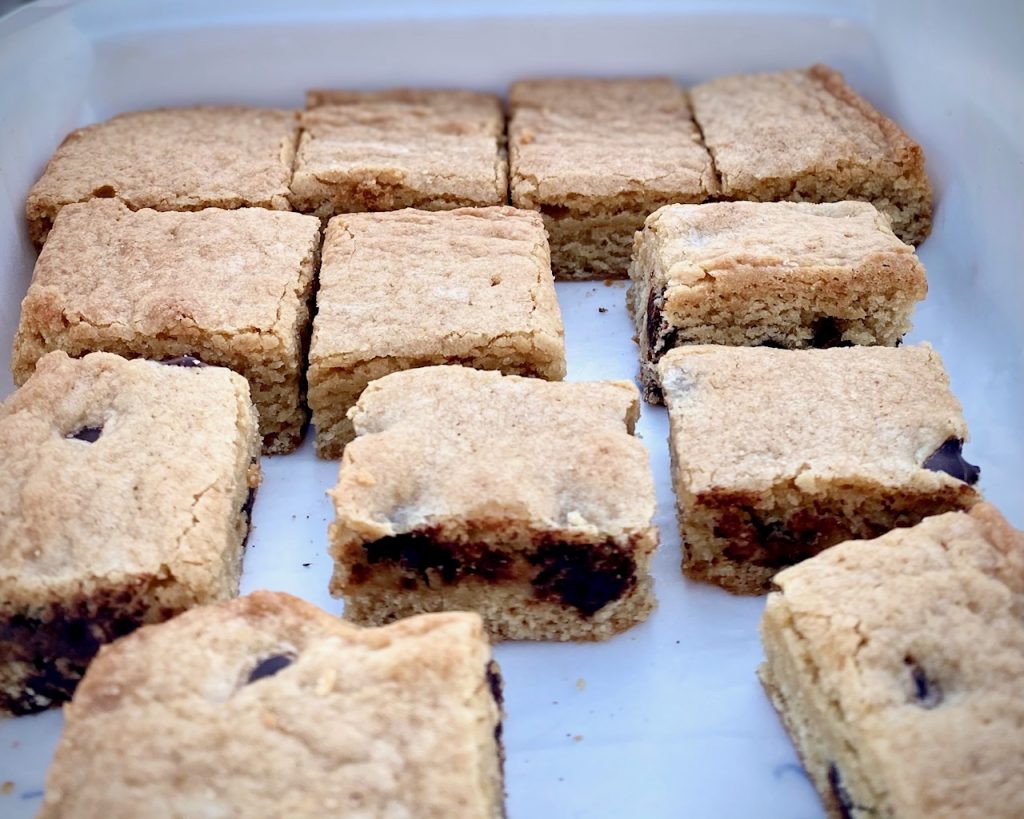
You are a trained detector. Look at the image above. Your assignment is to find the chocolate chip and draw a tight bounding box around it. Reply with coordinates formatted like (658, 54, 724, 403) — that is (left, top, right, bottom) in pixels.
(922, 438, 981, 485)
(810, 316, 852, 348)
(66, 425, 102, 443)
(241, 487, 256, 521)
(360, 531, 511, 587)
(247, 653, 294, 684)
(906, 658, 943, 708)
(645, 287, 679, 362)
(486, 660, 506, 768)
(827, 763, 856, 819)
(528, 540, 636, 616)
(161, 355, 206, 368)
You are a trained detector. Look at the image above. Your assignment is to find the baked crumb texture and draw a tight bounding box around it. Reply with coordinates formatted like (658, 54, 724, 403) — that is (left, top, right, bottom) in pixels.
(508, 77, 718, 280)
(658, 345, 981, 595)
(308, 207, 566, 458)
(290, 89, 507, 219)
(0, 352, 261, 715)
(690, 64, 933, 244)
(759, 504, 1024, 819)
(630, 201, 928, 403)
(12, 200, 322, 454)
(328, 366, 658, 641)
(39, 592, 505, 819)
(25, 106, 299, 246)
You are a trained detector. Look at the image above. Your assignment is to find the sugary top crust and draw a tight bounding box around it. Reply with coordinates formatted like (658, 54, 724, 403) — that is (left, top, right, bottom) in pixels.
(767, 504, 1024, 818)
(657, 345, 976, 493)
(508, 77, 717, 210)
(294, 97, 506, 205)
(16, 200, 320, 360)
(310, 207, 562, 366)
(331, 366, 656, 540)
(26, 106, 298, 222)
(689, 65, 924, 196)
(0, 352, 256, 598)
(306, 87, 502, 116)
(637, 200, 925, 295)
(39, 592, 498, 819)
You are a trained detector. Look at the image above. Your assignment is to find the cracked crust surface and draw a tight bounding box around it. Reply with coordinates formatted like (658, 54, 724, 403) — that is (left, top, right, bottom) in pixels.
(0, 351, 260, 713)
(508, 77, 717, 278)
(658, 345, 980, 593)
(12, 200, 322, 453)
(25, 106, 299, 246)
(308, 207, 566, 457)
(328, 365, 658, 640)
(760, 504, 1024, 819)
(630, 201, 927, 400)
(289, 93, 507, 219)
(40, 592, 504, 819)
(689, 64, 932, 244)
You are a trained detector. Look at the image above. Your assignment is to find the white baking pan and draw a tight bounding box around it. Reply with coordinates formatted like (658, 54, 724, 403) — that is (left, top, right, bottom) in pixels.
(0, 1, 1020, 817)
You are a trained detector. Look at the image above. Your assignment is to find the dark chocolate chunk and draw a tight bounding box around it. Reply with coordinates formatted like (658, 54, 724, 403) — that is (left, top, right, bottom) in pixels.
(827, 763, 856, 819)
(922, 438, 980, 485)
(360, 531, 511, 587)
(486, 660, 505, 747)
(66, 425, 103, 443)
(247, 653, 294, 684)
(810, 316, 852, 348)
(528, 540, 636, 616)
(906, 658, 943, 708)
(161, 355, 206, 368)
(241, 487, 257, 521)
(645, 287, 679, 362)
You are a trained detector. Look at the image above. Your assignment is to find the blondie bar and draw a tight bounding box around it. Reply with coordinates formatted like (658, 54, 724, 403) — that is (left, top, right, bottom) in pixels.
(689, 65, 932, 244)
(659, 345, 981, 594)
(40, 592, 504, 819)
(509, 77, 717, 279)
(630, 201, 927, 402)
(308, 207, 565, 457)
(12, 200, 321, 453)
(0, 352, 260, 715)
(290, 89, 506, 218)
(26, 106, 298, 245)
(329, 366, 658, 640)
(760, 504, 1024, 819)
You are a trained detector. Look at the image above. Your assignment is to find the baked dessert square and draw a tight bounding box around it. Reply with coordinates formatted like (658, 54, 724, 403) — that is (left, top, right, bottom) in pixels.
(40, 592, 504, 819)
(12, 199, 321, 454)
(308, 206, 565, 458)
(290, 89, 507, 218)
(508, 77, 717, 279)
(659, 345, 981, 594)
(689, 64, 933, 244)
(26, 106, 299, 246)
(630, 200, 927, 402)
(0, 351, 260, 715)
(328, 365, 658, 640)
(760, 504, 1024, 819)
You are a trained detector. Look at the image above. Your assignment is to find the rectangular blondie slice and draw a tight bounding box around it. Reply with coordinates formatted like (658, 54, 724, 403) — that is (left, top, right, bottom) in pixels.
(689, 65, 932, 244)
(659, 345, 981, 594)
(308, 207, 565, 458)
(760, 504, 1024, 819)
(12, 200, 321, 453)
(328, 366, 658, 640)
(40, 592, 504, 819)
(26, 106, 299, 246)
(630, 201, 927, 402)
(509, 77, 717, 279)
(0, 352, 260, 715)
(290, 89, 507, 218)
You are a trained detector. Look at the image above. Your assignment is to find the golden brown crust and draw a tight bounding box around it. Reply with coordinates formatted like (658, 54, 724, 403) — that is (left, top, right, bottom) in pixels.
(12, 200, 321, 453)
(689, 65, 932, 243)
(760, 505, 1024, 818)
(0, 351, 260, 713)
(289, 96, 507, 219)
(630, 201, 927, 398)
(25, 107, 299, 246)
(40, 592, 504, 819)
(308, 207, 566, 456)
